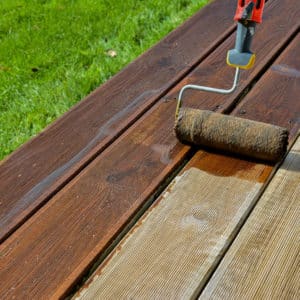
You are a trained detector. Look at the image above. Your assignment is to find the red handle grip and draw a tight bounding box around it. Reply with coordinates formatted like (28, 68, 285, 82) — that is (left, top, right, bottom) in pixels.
(234, 0, 265, 23)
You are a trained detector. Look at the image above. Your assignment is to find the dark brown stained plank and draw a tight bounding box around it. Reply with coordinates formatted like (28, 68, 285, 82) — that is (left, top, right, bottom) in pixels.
(74, 35, 300, 299)
(232, 43, 300, 136)
(0, 1, 299, 299)
(0, 0, 238, 242)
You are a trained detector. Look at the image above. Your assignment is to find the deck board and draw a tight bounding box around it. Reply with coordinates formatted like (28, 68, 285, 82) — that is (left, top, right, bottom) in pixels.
(200, 137, 300, 300)
(0, 0, 237, 242)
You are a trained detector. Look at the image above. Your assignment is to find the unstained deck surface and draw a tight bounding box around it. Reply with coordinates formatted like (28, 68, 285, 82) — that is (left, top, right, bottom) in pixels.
(0, 0, 299, 299)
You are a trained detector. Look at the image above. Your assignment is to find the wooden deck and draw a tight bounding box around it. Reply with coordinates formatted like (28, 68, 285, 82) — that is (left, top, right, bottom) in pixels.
(0, 0, 299, 299)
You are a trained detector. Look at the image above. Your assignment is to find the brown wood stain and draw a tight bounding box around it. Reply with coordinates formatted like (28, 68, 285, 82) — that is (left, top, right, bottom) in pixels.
(188, 151, 273, 183)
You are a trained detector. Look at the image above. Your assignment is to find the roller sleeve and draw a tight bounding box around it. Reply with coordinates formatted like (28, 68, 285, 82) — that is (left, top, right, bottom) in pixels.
(174, 108, 288, 162)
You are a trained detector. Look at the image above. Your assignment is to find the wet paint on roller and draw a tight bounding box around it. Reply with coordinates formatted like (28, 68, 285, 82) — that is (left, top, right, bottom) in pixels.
(175, 108, 289, 162)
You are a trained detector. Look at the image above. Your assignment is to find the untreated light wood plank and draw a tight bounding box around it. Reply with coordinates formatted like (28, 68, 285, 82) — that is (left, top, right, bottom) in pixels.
(0, 0, 237, 242)
(75, 34, 300, 299)
(0, 1, 299, 299)
(74, 155, 267, 300)
(200, 137, 300, 300)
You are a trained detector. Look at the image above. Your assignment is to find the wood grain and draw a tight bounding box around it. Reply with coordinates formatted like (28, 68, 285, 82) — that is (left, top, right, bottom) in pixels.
(200, 136, 300, 300)
(75, 33, 300, 299)
(74, 156, 266, 300)
(0, 1, 299, 299)
(232, 36, 300, 137)
(0, 0, 237, 242)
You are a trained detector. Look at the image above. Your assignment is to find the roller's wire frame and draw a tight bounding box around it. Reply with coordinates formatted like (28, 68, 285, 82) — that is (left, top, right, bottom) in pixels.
(175, 67, 240, 119)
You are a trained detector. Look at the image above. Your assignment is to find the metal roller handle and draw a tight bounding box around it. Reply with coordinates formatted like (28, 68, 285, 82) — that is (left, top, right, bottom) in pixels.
(175, 67, 240, 119)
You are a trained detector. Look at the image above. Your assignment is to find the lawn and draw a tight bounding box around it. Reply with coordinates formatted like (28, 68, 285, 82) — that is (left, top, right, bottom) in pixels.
(0, 0, 209, 160)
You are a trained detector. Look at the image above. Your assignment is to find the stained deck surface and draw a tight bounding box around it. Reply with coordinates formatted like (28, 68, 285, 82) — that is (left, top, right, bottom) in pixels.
(0, 0, 299, 299)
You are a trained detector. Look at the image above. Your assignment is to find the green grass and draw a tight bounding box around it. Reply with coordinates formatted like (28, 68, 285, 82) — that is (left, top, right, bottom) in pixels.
(0, 0, 209, 160)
